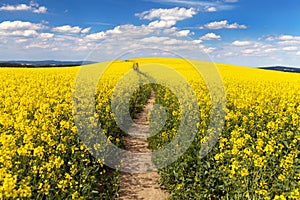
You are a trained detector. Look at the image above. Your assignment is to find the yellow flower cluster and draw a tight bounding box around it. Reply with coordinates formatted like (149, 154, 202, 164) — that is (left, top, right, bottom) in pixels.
(212, 65, 300, 198)
(1, 58, 300, 199)
(141, 58, 300, 199)
(0, 63, 131, 198)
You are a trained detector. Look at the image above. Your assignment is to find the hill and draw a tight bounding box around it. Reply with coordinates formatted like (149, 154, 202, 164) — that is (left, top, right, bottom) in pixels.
(0, 60, 95, 68)
(259, 66, 300, 73)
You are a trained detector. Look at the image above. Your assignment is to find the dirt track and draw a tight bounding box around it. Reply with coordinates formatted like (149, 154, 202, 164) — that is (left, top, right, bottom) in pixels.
(118, 90, 169, 200)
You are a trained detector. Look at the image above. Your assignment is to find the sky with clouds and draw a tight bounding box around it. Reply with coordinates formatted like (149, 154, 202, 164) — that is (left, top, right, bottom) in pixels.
(0, 0, 300, 67)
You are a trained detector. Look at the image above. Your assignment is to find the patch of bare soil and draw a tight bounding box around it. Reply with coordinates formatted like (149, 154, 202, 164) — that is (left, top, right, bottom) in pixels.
(118, 90, 169, 200)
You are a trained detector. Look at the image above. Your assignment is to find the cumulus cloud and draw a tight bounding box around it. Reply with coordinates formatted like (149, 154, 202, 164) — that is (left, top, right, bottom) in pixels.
(136, 7, 197, 28)
(263, 48, 278, 53)
(83, 21, 210, 62)
(39, 33, 54, 39)
(241, 49, 257, 54)
(206, 7, 217, 12)
(106, 26, 122, 34)
(17, 30, 38, 37)
(232, 40, 251, 46)
(200, 20, 247, 30)
(210, 34, 300, 67)
(266, 35, 300, 42)
(148, 20, 177, 28)
(0, 7, 204, 60)
(136, 7, 197, 21)
(0, 2, 47, 13)
(279, 35, 300, 41)
(200, 33, 221, 40)
(135, 7, 197, 21)
(144, 0, 236, 11)
(0, 7, 226, 62)
(52, 25, 91, 34)
(81, 27, 91, 34)
(140, 36, 169, 43)
(203, 47, 216, 54)
(85, 32, 106, 40)
(0, 21, 45, 38)
(52, 25, 82, 34)
(221, 40, 273, 57)
(282, 46, 298, 51)
(0, 20, 95, 61)
(265, 34, 300, 46)
(173, 30, 191, 37)
(0, 20, 44, 30)
(0, 4, 31, 11)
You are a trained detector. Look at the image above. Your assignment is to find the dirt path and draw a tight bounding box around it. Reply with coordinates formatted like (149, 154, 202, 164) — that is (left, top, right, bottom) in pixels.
(118, 90, 169, 200)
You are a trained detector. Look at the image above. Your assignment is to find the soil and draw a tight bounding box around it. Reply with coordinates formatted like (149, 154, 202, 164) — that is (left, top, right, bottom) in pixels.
(118, 90, 169, 200)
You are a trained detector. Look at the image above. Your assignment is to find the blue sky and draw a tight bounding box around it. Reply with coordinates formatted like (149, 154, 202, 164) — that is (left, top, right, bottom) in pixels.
(0, 0, 300, 67)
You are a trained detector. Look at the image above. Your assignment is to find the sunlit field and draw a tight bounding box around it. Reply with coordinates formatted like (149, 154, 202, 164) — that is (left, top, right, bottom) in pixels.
(0, 58, 299, 199)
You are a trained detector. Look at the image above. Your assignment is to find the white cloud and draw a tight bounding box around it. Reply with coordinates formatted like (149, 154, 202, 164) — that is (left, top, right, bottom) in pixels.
(265, 37, 275, 41)
(278, 35, 300, 41)
(278, 41, 300, 45)
(0, 21, 45, 38)
(136, 7, 197, 21)
(222, 52, 234, 57)
(0, 20, 44, 30)
(232, 40, 251, 46)
(282, 46, 298, 51)
(81, 27, 91, 34)
(221, 40, 274, 57)
(203, 47, 216, 54)
(85, 32, 106, 40)
(210, 34, 300, 66)
(241, 49, 257, 54)
(39, 33, 54, 39)
(0, 7, 263, 64)
(144, 0, 236, 11)
(52, 25, 81, 34)
(206, 7, 217, 12)
(200, 33, 221, 40)
(0, 3, 47, 13)
(52, 25, 88, 34)
(162, 38, 189, 45)
(85, 24, 154, 41)
(1, 7, 203, 61)
(0, 4, 31, 11)
(140, 36, 169, 43)
(173, 30, 191, 37)
(0, 7, 208, 62)
(81, 21, 208, 61)
(25, 42, 51, 49)
(136, 7, 197, 29)
(265, 35, 300, 46)
(33, 6, 47, 13)
(263, 48, 278, 53)
(200, 20, 247, 30)
(277, 35, 300, 46)
(15, 39, 27, 43)
(3, 30, 38, 37)
(148, 20, 177, 28)
(193, 39, 202, 44)
(106, 26, 122, 34)
(145, 0, 213, 6)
